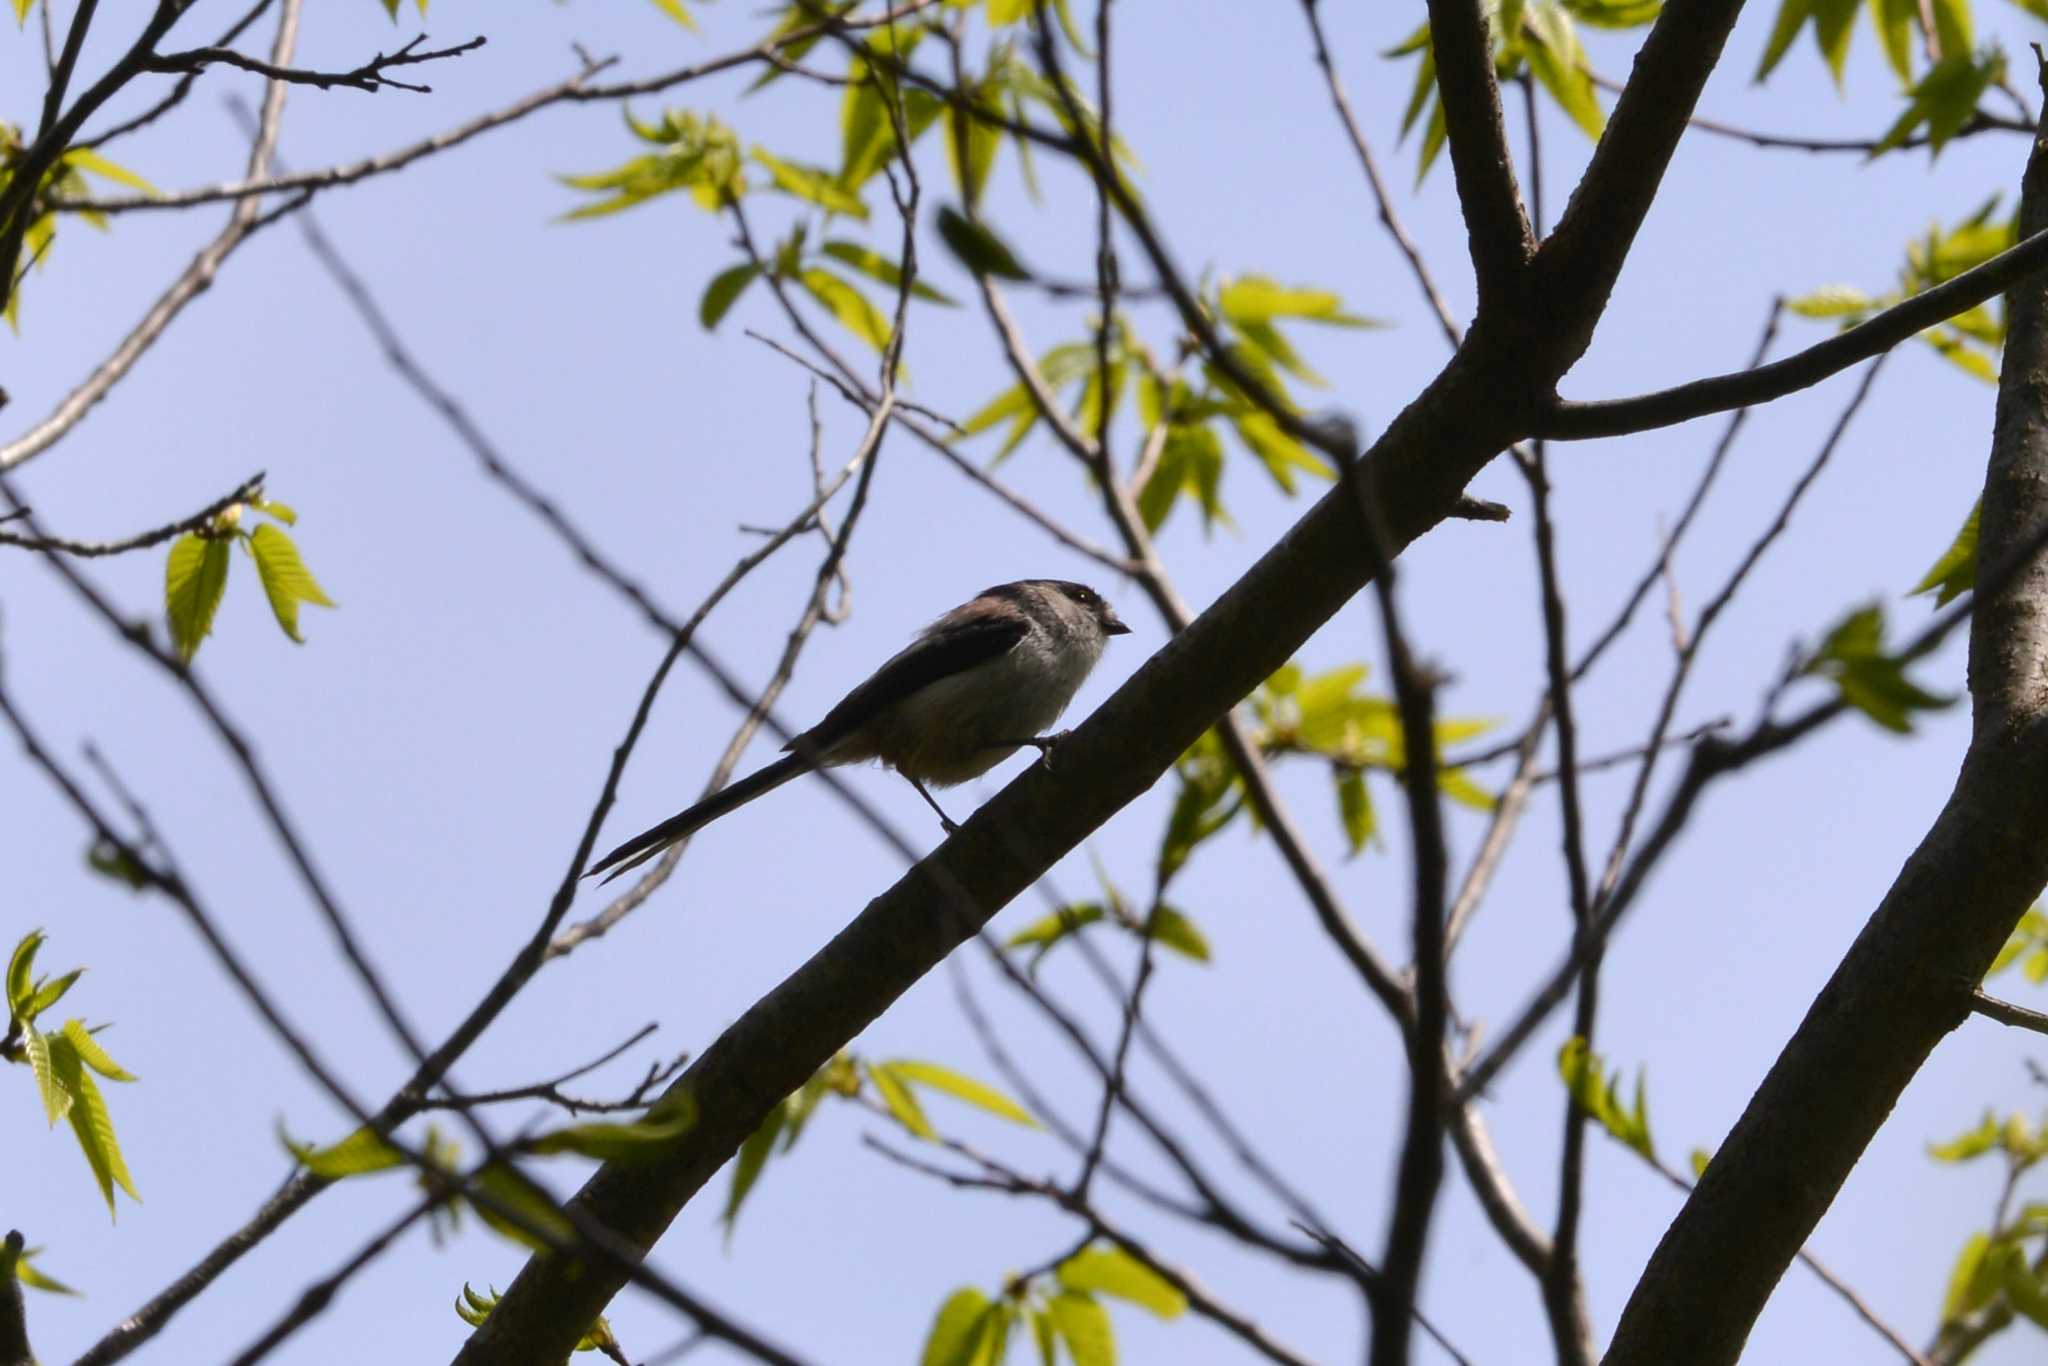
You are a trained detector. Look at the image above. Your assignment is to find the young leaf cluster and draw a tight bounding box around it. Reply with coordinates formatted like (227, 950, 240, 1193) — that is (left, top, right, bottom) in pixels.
(1756, 0, 1971, 89)
(455, 1282, 626, 1363)
(1004, 874, 1209, 975)
(2, 124, 158, 328)
(1154, 663, 1493, 889)
(721, 1052, 1035, 1236)
(163, 497, 334, 664)
(1789, 198, 2013, 384)
(952, 276, 1372, 534)
(1990, 906, 2048, 986)
(920, 1243, 1185, 1366)
(4, 931, 138, 1217)
(282, 1093, 695, 1257)
(1929, 1109, 2048, 1343)
(1801, 603, 1954, 733)
(1557, 1035, 1656, 1161)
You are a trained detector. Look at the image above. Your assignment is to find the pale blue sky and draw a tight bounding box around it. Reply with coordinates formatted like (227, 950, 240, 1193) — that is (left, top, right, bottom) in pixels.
(2, 2, 2043, 1362)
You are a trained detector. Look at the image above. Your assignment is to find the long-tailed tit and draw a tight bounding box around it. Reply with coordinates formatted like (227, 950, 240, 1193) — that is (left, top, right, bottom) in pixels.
(585, 579, 1130, 883)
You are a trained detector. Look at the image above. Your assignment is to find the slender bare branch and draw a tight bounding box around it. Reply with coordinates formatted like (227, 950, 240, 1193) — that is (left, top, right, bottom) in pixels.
(0, 471, 262, 555)
(144, 33, 484, 96)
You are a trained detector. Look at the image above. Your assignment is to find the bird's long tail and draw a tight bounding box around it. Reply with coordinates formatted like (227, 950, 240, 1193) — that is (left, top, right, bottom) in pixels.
(584, 753, 812, 884)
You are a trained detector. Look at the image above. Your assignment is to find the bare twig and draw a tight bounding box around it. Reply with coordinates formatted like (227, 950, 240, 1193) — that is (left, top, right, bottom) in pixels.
(0, 471, 262, 556)
(145, 33, 486, 95)
(1971, 989, 2048, 1035)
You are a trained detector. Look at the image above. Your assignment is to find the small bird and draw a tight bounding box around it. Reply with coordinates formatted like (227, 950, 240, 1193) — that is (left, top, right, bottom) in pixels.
(585, 579, 1130, 883)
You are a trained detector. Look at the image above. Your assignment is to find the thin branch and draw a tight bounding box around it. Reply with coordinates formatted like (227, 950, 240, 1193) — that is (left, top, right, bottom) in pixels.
(1291, 1223, 1475, 1366)
(1971, 989, 2048, 1035)
(1300, 0, 1463, 349)
(0, 13, 313, 474)
(81, 0, 278, 150)
(224, 1198, 439, 1366)
(145, 33, 484, 95)
(56, 3, 946, 216)
(0, 471, 262, 556)
(1540, 226, 2048, 440)
(1588, 68, 2026, 155)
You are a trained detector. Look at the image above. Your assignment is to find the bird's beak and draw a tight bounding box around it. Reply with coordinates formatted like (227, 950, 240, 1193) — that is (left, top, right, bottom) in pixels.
(1104, 609, 1131, 636)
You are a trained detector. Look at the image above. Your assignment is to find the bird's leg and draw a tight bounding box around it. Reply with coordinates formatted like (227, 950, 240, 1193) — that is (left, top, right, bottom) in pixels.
(989, 730, 1071, 769)
(904, 774, 960, 835)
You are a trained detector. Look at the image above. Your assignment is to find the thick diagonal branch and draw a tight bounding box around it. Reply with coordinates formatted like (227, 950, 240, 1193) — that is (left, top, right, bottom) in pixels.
(1605, 67, 2048, 1366)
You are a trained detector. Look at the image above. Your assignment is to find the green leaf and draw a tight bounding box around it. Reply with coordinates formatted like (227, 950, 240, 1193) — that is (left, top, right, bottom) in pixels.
(246, 522, 335, 645)
(60, 147, 159, 196)
(945, 86, 1003, 208)
(16, 1249, 77, 1296)
(2004, 1248, 2048, 1329)
(1157, 733, 1242, 889)
(1755, 0, 1819, 81)
(54, 1037, 137, 1214)
(251, 497, 297, 526)
(12, 0, 31, 26)
(752, 147, 868, 219)
(7, 929, 44, 1018)
(1217, 275, 1372, 327)
(722, 1099, 787, 1235)
(1056, 1244, 1188, 1318)
(1005, 902, 1106, 970)
(1145, 905, 1211, 963)
(867, 1061, 935, 1139)
(165, 533, 231, 663)
(22, 968, 80, 1022)
(1803, 603, 1955, 732)
(1942, 1231, 1997, 1323)
(882, 1060, 1038, 1127)
(1688, 1147, 1712, 1179)
(455, 1282, 496, 1328)
(25, 1029, 67, 1126)
(1871, 0, 1916, 84)
(1046, 1290, 1114, 1366)
(1557, 1036, 1656, 1160)
(797, 268, 893, 352)
(922, 1287, 997, 1366)
(820, 240, 957, 303)
(1138, 423, 1228, 533)
(559, 109, 745, 217)
(1785, 284, 1875, 318)
(1808, 0, 1862, 87)
(648, 0, 697, 29)
(699, 261, 760, 330)
(60, 1020, 133, 1081)
(281, 1121, 409, 1178)
(837, 33, 940, 189)
(1910, 498, 1979, 607)
(86, 838, 149, 891)
(1522, 5, 1606, 137)
(470, 1162, 576, 1253)
(936, 206, 1032, 280)
(1337, 766, 1375, 855)
(1231, 410, 1332, 495)
(1930, 0, 1971, 58)
(523, 1094, 697, 1163)
(1030, 1305, 1059, 1366)
(1929, 1111, 2001, 1162)
(1872, 51, 2001, 157)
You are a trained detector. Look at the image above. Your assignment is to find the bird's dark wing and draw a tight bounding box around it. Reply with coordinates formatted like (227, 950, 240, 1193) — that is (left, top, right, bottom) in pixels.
(788, 607, 1029, 755)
